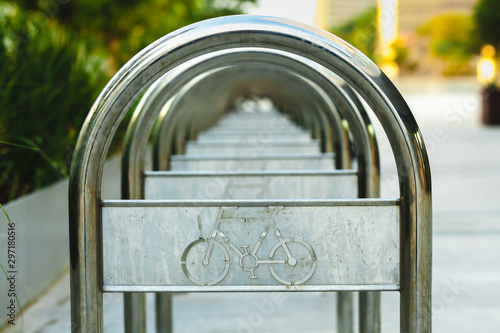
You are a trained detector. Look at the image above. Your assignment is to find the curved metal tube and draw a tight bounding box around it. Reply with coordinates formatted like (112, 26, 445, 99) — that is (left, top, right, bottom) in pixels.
(150, 53, 381, 332)
(123, 59, 342, 333)
(152, 50, 380, 195)
(127, 49, 379, 333)
(150, 49, 352, 171)
(157, 67, 337, 165)
(70, 15, 431, 333)
(123, 53, 354, 333)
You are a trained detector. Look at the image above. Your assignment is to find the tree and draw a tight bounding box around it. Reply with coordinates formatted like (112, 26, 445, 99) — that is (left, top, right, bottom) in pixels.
(329, 7, 377, 61)
(0, 0, 257, 203)
(0, 2, 108, 203)
(474, 0, 500, 49)
(418, 13, 476, 62)
(16, 0, 257, 68)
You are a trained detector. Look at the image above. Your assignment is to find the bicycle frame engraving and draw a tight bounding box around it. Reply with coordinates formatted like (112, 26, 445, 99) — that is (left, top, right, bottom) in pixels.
(102, 200, 399, 292)
(181, 206, 318, 286)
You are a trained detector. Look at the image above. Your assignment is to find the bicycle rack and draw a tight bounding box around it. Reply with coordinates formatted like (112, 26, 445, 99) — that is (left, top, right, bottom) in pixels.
(69, 15, 431, 333)
(142, 49, 381, 332)
(155, 60, 342, 163)
(120, 49, 380, 332)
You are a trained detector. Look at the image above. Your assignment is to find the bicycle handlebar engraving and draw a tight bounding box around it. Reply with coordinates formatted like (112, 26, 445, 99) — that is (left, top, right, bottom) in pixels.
(181, 206, 318, 286)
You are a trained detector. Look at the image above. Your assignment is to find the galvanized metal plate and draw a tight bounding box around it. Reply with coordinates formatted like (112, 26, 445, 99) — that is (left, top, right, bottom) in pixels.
(170, 153, 335, 171)
(102, 199, 400, 292)
(144, 170, 357, 200)
(211, 121, 299, 128)
(185, 142, 321, 155)
(213, 115, 296, 122)
(201, 128, 306, 134)
(196, 133, 312, 141)
(193, 138, 317, 145)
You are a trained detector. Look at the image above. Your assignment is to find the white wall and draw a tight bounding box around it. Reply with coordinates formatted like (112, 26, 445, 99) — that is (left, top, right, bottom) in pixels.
(0, 156, 122, 327)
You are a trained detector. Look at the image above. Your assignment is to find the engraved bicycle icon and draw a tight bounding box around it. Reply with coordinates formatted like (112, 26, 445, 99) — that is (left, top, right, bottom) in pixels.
(181, 206, 317, 286)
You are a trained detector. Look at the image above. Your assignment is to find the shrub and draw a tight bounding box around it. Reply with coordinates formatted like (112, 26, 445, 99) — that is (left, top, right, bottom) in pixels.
(0, 0, 257, 203)
(473, 0, 500, 49)
(330, 7, 377, 61)
(418, 13, 477, 61)
(17, 0, 257, 69)
(417, 13, 477, 76)
(0, 3, 109, 203)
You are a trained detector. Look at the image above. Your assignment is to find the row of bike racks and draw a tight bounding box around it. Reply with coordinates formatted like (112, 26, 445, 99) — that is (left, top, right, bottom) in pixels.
(69, 15, 432, 333)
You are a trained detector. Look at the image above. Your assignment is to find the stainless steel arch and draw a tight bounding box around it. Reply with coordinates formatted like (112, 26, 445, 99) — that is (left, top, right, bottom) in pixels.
(122, 49, 378, 333)
(156, 66, 338, 165)
(122, 58, 345, 333)
(150, 52, 381, 333)
(152, 49, 379, 191)
(168, 69, 332, 154)
(70, 15, 431, 333)
(122, 48, 354, 200)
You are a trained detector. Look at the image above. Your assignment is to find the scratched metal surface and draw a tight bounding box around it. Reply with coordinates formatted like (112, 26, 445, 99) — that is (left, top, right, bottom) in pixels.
(144, 171, 357, 200)
(169, 153, 335, 171)
(184, 142, 321, 155)
(102, 201, 399, 292)
(195, 136, 315, 145)
(196, 132, 313, 141)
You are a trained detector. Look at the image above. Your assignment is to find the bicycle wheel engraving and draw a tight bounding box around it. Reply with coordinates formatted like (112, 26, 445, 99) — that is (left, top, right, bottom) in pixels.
(268, 238, 317, 285)
(181, 238, 230, 286)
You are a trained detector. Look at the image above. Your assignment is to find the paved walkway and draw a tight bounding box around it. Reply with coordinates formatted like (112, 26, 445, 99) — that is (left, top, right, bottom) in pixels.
(3, 79, 500, 332)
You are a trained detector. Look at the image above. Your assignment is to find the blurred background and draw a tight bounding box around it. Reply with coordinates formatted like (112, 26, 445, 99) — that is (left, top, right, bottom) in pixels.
(1, 0, 500, 332)
(0, 0, 498, 203)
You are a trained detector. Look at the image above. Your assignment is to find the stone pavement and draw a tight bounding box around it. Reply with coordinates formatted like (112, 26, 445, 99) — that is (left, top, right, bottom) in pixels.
(2, 79, 500, 332)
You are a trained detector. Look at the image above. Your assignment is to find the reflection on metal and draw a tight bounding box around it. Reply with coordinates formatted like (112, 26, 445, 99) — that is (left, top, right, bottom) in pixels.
(102, 199, 399, 292)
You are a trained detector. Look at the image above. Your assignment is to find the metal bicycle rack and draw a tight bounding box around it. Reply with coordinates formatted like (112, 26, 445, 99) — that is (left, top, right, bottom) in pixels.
(120, 49, 381, 332)
(69, 15, 432, 333)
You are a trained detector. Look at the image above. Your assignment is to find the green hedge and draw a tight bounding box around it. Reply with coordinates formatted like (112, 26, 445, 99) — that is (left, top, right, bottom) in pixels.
(0, 0, 256, 203)
(0, 3, 109, 203)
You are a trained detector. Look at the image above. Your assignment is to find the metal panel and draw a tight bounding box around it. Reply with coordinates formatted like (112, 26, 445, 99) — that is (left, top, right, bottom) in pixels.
(211, 119, 299, 127)
(102, 200, 400, 292)
(185, 142, 321, 155)
(197, 133, 312, 141)
(193, 138, 317, 145)
(210, 124, 301, 131)
(170, 153, 335, 171)
(144, 171, 357, 200)
(201, 127, 307, 134)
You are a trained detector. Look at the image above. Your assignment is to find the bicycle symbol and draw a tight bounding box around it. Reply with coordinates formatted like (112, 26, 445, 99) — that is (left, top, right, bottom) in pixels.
(181, 206, 317, 286)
